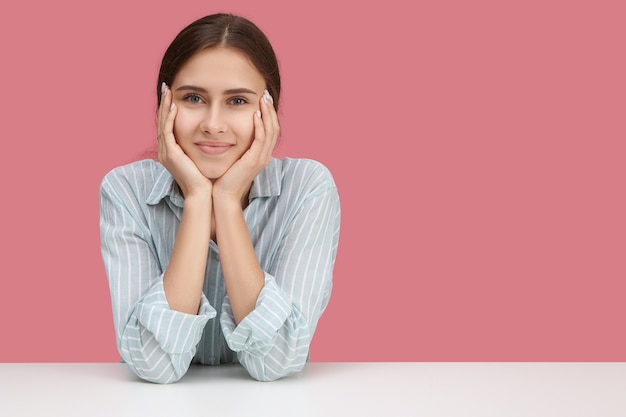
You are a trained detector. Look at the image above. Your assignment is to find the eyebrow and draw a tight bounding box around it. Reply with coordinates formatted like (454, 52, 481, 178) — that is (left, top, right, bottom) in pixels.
(175, 85, 258, 95)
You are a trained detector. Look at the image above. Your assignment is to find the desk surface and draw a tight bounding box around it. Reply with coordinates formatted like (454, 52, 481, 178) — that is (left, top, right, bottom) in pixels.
(1, 362, 625, 416)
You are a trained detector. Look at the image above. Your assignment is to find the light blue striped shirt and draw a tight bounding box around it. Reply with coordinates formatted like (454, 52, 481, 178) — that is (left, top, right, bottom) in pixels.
(99, 157, 340, 383)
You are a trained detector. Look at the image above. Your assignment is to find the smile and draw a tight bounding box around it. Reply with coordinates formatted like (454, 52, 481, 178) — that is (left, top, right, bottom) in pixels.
(196, 143, 233, 155)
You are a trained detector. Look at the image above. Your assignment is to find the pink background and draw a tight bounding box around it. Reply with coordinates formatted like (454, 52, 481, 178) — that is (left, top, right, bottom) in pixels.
(1, 0, 624, 362)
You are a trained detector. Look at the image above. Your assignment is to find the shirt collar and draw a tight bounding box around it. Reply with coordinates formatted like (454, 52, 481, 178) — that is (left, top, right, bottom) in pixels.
(145, 157, 282, 207)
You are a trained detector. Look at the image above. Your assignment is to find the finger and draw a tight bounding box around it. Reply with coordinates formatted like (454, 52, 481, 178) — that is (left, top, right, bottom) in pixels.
(266, 90, 280, 130)
(248, 108, 267, 159)
(259, 90, 274, 140)
(159, 91, 178, 161)
(157, 82, 169, 139)
(160, 102, 177, 155)
(163, 101, 177, 143)
(258, 91, 278, 155)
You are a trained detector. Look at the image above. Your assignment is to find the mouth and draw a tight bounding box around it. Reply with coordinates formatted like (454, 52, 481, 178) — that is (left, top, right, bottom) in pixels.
(195, 142, 233, 155)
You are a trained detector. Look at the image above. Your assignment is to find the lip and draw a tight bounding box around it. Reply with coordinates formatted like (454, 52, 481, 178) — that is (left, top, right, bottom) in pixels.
(195, 142, 233, 155)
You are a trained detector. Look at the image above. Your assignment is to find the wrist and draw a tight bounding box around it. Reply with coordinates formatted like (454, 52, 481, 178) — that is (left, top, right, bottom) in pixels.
(212, 194, 244, 214)
(213, 190, 249, 209)
(182, 190, 213, 208)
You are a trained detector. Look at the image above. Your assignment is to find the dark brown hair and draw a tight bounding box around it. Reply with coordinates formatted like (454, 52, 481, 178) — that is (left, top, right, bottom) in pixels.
(157, 13, 280, 110)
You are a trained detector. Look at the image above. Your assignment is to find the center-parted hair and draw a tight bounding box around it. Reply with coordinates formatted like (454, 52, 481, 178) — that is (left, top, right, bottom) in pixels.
(157, 13, 280, 110)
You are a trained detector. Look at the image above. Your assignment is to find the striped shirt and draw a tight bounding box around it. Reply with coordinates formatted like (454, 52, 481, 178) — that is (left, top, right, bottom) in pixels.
(99, 157, 340, 383)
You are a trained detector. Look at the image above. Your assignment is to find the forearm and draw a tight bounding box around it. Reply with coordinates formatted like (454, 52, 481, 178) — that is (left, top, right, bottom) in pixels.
(163, 194, 212, 314)
(214, 198, 264, 324)
(221, 288, 313, 381)
(219, 182, 340, 381)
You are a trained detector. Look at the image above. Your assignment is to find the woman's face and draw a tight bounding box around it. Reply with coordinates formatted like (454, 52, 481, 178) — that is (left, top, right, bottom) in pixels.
(170, 47, 266, 180)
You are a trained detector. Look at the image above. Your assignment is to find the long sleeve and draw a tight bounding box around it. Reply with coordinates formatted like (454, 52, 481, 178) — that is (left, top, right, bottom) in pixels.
(220, 163, 341, 381)
(99, 171, 215, 384)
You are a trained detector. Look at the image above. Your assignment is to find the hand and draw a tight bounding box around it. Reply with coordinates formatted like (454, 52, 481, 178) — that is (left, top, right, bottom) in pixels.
(158, 83, 213, 199)
(212, 89, 279, 205)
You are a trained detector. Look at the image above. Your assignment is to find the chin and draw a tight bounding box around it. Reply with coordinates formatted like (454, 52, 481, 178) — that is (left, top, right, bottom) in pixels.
(200, 166, 228, 181)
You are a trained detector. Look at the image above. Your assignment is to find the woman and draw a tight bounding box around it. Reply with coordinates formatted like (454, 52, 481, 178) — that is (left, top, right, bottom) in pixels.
(99, 13, 340, 383)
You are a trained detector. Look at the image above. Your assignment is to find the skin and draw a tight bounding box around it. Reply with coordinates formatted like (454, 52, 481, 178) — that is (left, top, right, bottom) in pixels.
(157, 47, 280, 323)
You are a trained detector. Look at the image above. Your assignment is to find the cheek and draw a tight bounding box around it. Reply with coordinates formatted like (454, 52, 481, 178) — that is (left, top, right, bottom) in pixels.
(172, 109, 196, 141)
(228, 112, 255, 142)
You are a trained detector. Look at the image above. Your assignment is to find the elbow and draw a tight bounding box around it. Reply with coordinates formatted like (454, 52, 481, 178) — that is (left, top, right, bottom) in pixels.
(127, 362, 185, 384)
(252, 361, 307, 382)
(121, 351, 187, 384)
(139, 372, 183, 385)
(244, 350, 309, 382)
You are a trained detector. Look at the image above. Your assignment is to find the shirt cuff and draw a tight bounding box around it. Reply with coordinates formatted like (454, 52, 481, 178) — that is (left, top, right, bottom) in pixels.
(135, 279, 216, 354)
(220, 272, 292, 356)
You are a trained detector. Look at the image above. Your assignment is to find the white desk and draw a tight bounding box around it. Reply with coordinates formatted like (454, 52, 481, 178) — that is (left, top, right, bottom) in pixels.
(1, 362, 624, 416)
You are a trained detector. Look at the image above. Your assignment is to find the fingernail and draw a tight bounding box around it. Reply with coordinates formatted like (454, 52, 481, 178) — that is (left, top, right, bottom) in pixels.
(263, 90, 269, 104)
(161, 82, 167, 96)
(170, 102, 175, 111)
(256, 110, 261, 118)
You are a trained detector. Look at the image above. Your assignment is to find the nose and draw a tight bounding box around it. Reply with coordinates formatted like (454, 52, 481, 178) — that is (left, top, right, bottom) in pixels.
(200, 106, 227, 135)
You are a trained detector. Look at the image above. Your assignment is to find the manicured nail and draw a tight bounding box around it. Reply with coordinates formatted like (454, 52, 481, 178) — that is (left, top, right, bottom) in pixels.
(263, 90, 269, 104)
(161, 82, 167, 96)
(170, 102, 175, 111)
(256, 110, 261, 118)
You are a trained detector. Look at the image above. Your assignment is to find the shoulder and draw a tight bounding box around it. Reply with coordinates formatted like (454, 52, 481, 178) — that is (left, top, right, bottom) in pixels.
(277, 158, 337, 197)
(100, 159, 166, 199)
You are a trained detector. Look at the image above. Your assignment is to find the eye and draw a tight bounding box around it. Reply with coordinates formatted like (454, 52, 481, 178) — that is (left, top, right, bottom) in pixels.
(229, 97, 248, 106)
(183, 93, 204, 104)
